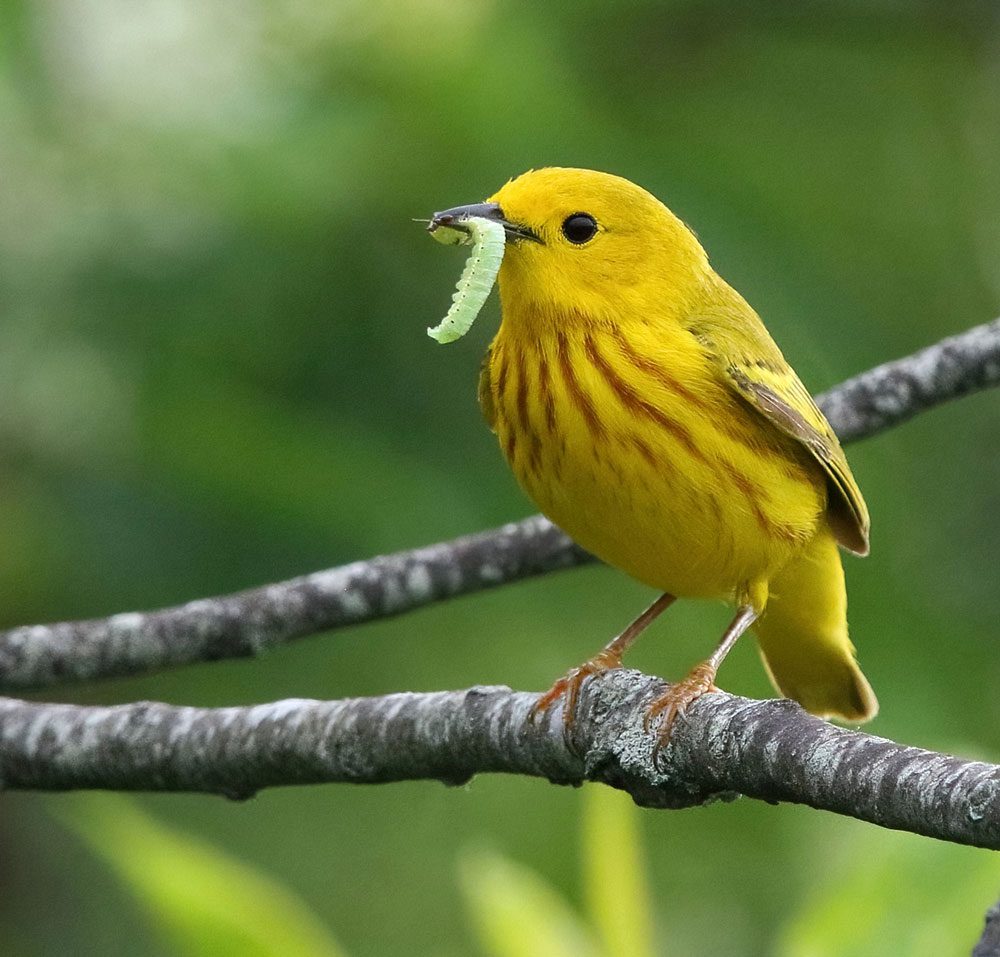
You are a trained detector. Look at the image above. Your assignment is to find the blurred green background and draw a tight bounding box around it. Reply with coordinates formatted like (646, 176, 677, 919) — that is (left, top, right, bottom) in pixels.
(3, 1, 1000, 954)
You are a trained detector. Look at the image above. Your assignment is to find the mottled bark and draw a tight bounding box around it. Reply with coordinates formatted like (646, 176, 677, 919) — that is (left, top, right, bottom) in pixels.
(1, 319, 998, 693)
(820, 317, 1000, 443)
(3, 671, 1000, 850)
(0, 516, 588, 692)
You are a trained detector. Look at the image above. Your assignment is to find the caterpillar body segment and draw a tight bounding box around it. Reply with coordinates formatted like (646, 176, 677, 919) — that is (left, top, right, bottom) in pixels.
(427, 216, 506, 344)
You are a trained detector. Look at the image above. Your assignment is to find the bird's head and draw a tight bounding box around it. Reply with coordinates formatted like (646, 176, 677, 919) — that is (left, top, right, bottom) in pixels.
(432, 168, 711, 331)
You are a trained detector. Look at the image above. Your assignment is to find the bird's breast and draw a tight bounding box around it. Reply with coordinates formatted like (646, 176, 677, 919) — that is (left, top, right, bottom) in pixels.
(486, 320, 825, 599)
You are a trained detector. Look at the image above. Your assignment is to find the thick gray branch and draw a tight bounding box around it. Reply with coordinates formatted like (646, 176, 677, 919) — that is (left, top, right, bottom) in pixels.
(1, 318, 998, 692)
(3, 670, 1000, 850)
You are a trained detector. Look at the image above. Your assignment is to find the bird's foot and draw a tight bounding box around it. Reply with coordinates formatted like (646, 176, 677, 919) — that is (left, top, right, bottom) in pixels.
(644, 661, 719, 759)
(529, 649, 624, 740)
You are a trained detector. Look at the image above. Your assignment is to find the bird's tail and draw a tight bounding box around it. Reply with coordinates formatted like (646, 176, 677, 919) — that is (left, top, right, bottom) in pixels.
(752, 525, 878, 722)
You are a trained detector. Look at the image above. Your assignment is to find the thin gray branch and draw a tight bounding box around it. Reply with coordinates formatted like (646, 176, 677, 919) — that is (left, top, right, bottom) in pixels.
(3, 670, 1000, 850)
(0, 516, 589, 692)
(1, 318, 998, 693)
(819, 317, 1000, 442)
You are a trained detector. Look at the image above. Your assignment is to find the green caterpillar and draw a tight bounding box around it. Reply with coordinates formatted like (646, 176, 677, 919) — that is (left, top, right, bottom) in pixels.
(427, 216, 506, 344)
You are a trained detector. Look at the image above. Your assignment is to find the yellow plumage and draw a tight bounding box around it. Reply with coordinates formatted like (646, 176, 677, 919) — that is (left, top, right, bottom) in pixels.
(441, 167, 876, 734)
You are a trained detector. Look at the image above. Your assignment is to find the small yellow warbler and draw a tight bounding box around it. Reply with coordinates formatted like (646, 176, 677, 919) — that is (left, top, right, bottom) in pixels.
(430, 167, 877, 743)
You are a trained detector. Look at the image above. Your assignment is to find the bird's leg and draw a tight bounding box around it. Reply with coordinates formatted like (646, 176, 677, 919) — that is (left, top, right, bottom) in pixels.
(645, 603, 759, 753)
(530, 593, 676, 730)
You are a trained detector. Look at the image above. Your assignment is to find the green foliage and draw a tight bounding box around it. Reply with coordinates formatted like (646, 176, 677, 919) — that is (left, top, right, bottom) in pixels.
(54, 795, 348, 957)
(778, 828, 1000, 957)
(582, 786, 656, 957)
(460, 785, 655, 957)
(460, 849, 603, 957)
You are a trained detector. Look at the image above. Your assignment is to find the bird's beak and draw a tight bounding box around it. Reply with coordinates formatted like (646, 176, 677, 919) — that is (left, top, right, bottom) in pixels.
(429, 202, 542, 244)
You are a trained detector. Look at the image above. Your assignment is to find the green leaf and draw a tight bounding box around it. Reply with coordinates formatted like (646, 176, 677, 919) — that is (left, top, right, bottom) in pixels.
(54, 794, 348, 957)
(459, 847, 602, 957)
(581, 785, 656, 957)
(777, 825, 1000, 957)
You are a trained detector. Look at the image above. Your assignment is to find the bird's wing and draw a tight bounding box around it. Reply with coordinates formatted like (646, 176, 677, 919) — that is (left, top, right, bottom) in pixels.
(688, 306, 870, 556)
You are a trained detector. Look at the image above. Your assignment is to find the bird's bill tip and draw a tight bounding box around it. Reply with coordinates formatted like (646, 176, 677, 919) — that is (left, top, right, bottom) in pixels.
(429, 202, 504, 232)
(427, 202, 541, 244)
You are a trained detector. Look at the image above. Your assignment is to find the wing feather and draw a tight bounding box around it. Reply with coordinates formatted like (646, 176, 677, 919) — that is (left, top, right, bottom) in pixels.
(688, 303, 870, 556)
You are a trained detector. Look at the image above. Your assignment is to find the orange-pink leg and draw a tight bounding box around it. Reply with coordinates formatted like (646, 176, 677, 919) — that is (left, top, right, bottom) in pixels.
(645, 603, 759, 754)
(530, 593, 676, 731)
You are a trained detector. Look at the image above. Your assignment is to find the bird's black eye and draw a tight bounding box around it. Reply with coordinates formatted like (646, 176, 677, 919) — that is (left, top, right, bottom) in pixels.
(561, 213, 598, 244)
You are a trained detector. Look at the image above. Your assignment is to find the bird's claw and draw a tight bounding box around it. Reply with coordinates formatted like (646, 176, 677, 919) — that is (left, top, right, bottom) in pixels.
(644, 662, 719, 762)
(529, 651, 623, 746)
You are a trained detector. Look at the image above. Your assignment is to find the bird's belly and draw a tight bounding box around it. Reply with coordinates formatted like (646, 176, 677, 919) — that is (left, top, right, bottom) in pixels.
(495, 361, 824, 601)
(522, 459, 778, 600)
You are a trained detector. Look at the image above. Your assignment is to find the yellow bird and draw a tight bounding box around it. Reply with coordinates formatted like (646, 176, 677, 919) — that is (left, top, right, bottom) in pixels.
(432, 167, 877, 743)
